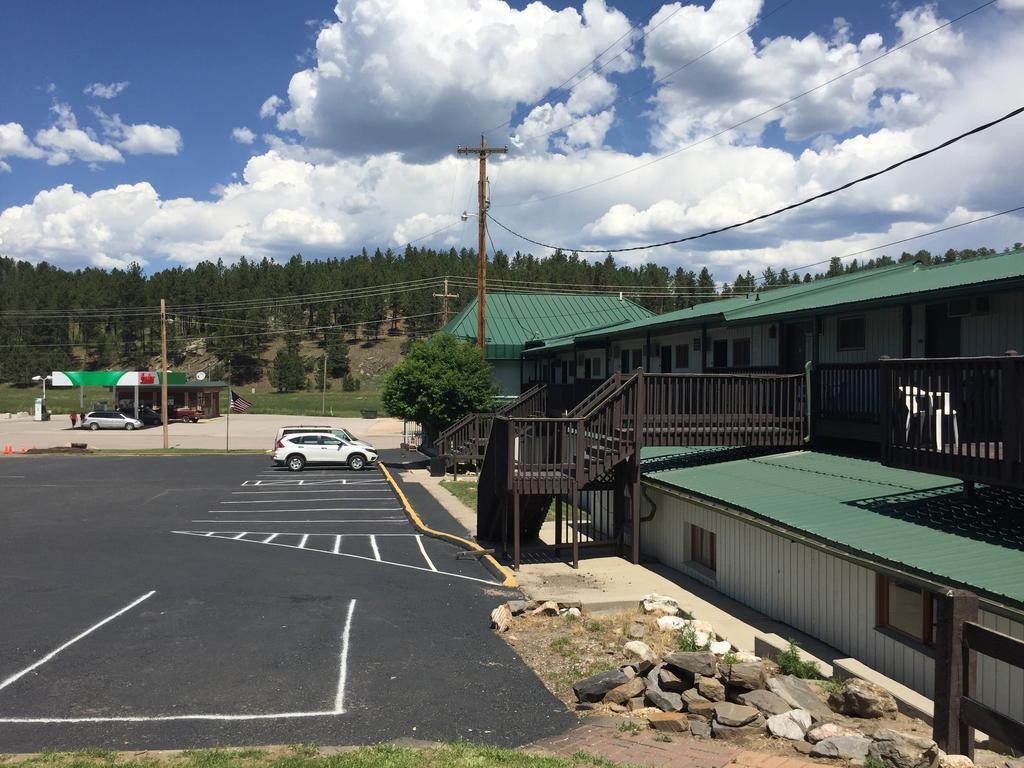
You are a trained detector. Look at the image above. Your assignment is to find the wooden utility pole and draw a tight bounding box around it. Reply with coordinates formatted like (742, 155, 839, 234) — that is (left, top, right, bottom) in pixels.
(457, 136, 507, 350)
(433, 276, 458, 326)
(321, 352, 328, 416)
(160, 298, 169, 450)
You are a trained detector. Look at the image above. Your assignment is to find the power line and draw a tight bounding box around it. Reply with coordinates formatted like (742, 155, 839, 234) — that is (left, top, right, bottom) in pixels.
(512, 0, 797, 147)
(487, 105, 1024, 254)
(496, 0, 997, 209)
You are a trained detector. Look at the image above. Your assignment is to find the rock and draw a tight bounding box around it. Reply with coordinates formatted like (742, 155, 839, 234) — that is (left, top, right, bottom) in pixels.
(690, 719, 712, 739)
(622, 666, 637, 680)
(767, 709, 813, 741)
(727, 662, 768, 691)
(642, 594, 680, 615)
(738, 689, 792, 717)
(657, 615, 689, 631)
(688, 699, 717, 717)
(713, 702, 761, 727)
(1003, 760, 1024, 768)
(735, 652, 761, 663)
(627, 622, 647, 639)
(681, 688, 708, 706)
(506, 600, 532, 615)
(659, 668, 688, 692)
(531, 600, 560, 616)
(624, 640, 658, 665)
(563, 607, 582, 621)
(646, 686, 685, 713)
(698, 675, 726, 702)
(628, 696, 647, 711)
(664, 651, 718, 678)
(794, 741, 814, 755)
(869, 729, 941, 768)
(573, 669, 630, 702)
(490, 604, 513, 632)
(807, 722, 862, 743)
(939, 756, 974, 768)
(648, 711, 689, 732)
(604, 676, 646, 705)
(767, 675, 832, 721)
(712, 718, 766, 742)
(576, 702, 599, 712)
(813, 736, 873, 759)
(829, 678, 899, 719)
(607, 702, 627, 713)
(634, 658, 656, 676)
(710, 640, 733, 655)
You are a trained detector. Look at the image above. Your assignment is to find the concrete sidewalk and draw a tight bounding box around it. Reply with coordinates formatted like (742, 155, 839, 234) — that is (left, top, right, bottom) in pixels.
(0, 413, 406, 451)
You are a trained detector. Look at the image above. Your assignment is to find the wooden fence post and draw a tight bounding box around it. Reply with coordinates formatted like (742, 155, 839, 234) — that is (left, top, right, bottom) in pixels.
(933, 588, 979, 757)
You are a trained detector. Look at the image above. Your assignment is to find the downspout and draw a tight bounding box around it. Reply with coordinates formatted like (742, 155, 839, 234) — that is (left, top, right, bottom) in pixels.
(804, 359, 813, 444)
(644, 331, 651, 372)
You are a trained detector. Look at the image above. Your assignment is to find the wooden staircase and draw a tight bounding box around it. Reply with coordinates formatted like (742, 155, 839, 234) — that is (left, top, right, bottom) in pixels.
(477, 371, 807, 568)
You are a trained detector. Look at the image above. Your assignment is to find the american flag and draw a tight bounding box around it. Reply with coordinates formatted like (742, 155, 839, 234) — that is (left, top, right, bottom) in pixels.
(230, 390, 252, 413)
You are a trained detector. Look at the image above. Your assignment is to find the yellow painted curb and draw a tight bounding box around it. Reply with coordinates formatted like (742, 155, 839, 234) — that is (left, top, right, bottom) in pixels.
(378, 462, 518, 588)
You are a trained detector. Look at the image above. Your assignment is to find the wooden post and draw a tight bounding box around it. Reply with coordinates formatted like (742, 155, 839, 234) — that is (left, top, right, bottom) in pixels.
(513, 490, 520, 571)
(631, 371, 646, 564)
(554, 495, 563, 554)
(571, 484, 579, 569)
(160, 298, 169, 450)
(933, 588, 979, 757)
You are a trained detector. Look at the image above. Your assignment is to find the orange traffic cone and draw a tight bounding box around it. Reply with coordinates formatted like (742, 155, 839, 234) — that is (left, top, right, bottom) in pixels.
(2, 445, 11, 455)
(18, 447, 26, 453)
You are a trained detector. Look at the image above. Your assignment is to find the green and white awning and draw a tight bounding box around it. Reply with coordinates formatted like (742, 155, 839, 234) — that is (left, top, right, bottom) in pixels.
(50, 371, 188, 387)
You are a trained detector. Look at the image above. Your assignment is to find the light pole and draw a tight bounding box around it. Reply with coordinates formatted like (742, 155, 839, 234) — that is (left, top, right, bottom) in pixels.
(31, 374, 50, 404)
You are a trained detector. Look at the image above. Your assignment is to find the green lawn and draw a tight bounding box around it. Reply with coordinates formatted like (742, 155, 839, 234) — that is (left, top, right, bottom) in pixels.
(0, 385, 385, 419)
(440, 479, 560, 521)
(0, 745, 623, 768)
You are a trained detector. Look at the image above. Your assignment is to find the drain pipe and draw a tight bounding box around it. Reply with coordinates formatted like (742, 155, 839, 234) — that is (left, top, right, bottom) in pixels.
(804, 360, 813, 445)
(641, 483, 658, 523)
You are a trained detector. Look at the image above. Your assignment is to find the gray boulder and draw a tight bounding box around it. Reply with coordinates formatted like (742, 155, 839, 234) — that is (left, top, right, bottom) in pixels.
(738, 689, 792, 717)
(869, 729, 940, 768)
(624, 640, 658, 665)
(812, 736, 872, 759)
(659, 667, 689, 692)
(664, 651, 718, 678)
(690, 719, 712, 739)
(807, 722, 862, 743)
(767, 709, 812, 741)
(714, 701, 761, 727)
(829, 678, 899, 719)
(645, 669, 684, 712)
(604, 676, 646, 705)
(728, 662, 768, 691)
(573, 668, 630, 702)
(767, 675, 832, 721)
(698, 675, 726, 702)
(712, 717, 766, 741)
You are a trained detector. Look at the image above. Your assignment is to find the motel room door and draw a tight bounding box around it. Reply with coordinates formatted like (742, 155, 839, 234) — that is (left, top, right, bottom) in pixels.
(783, 321, 813, 373)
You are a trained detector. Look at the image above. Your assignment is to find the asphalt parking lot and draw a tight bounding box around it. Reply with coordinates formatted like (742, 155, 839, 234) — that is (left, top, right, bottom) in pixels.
(0, 455, 574, 751)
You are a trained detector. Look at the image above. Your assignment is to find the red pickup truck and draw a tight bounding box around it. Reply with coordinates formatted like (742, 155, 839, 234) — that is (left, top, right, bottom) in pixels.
(169, 406, 201, 423)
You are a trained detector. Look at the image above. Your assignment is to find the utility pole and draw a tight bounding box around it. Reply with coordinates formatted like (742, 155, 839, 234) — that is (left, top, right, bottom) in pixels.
(433, 276, 457, 326)
(160, 298, 169, 450)
(457, 136, 507, 350)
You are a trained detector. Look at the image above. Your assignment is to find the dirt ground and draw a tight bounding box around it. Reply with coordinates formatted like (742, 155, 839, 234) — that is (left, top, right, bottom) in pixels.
(499, 608, 1007, 764)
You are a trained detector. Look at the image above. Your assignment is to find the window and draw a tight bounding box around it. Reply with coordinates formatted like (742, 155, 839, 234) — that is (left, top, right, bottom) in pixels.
(319, 436, 342, 446)
(732, 338, 751, 368)
(876, 574, 935, 646)
(621, 350, 630, 373)
(584, 358, 592, 379)
(675, 344, 690, 368)
(837, 316, 866, 351)
(690, 525, 716, 571)
(631, 348, 643, 371)
(592, 357, 603, 378)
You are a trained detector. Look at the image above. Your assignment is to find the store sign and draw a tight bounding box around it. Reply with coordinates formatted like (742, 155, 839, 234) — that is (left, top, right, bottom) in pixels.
(139, 372, 156, 385)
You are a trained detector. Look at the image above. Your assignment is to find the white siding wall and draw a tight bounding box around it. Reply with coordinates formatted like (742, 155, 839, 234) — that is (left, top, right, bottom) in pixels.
(705, 325, 778, 367)
(818, 307, 905, 363)
(959, 290, 1024, 356)
(640, 485, 1024, 721)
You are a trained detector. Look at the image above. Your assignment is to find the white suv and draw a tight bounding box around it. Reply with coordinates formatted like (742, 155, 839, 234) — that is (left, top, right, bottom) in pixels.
(83, 411, 144, 431)
(273, 432, 378, 472)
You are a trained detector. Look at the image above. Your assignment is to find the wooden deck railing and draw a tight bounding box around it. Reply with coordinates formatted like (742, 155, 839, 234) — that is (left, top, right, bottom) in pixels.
(811, 362, 881, 442)
(880, 355, 1024, 488)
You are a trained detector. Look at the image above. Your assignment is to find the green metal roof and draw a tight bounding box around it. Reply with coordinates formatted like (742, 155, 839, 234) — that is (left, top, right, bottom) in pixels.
(642, 450, 1024, 609)
(442, 292, 654, 359)
(576, 249, 1024, 341)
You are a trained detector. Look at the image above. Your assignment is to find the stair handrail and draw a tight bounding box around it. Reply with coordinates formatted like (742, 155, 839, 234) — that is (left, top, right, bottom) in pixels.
(579, 371, 641, 420)
(498, 383, 547, 418)
(437, 411, 481, 454)
(566, 374, 623, 417)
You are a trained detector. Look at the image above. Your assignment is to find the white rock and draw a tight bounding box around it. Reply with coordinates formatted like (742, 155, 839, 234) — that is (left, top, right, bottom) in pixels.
(693, 631, 711, 647)
(938, 755, 974, 768)
(767, 709, 813, 741)
(642, 594, 680, 615)
(710, 640, 733, 655)
(657, 615, 689, 631)
(563, 607, 582, 620)
(735, 652, 761, 663)
(690, 619, 715, 635)
(624, 640, 658, 664)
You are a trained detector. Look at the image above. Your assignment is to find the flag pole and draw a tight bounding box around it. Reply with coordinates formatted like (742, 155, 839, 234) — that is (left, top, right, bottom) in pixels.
(225, 361, 231, 454)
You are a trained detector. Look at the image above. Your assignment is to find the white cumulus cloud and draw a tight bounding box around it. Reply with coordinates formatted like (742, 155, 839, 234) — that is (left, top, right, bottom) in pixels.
(231, 127, 257, 144)
(83, 81, 130, 99)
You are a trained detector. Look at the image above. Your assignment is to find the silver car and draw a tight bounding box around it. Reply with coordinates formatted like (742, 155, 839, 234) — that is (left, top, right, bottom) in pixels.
(83, 411, 144, 431)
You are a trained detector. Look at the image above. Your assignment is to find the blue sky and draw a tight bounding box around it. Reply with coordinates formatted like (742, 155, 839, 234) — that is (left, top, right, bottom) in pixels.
(1, 0, 1022, 276)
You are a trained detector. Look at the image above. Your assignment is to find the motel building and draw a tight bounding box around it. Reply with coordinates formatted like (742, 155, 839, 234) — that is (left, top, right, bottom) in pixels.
(49, 370, 227, 418)
(440, 249, 1024, 731)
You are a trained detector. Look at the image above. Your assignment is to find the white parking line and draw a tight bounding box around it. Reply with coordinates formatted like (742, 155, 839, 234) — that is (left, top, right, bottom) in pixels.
(232, 489, 390, 495)
(416, 536, 437, 571)
(299, 534, 309, 549)
(192, 519, 406, 524)
(333, 535, 341, 554)
(231, 532, 248, 539)
(370, 535, 381, 561)
(263, 533, 278, 544)
(0, 591, 155, 694)
(172, 531, 502, 586)
(242, 479, 386, 487)
(334, 598, 357, 714)
(221, 497, 393, 503)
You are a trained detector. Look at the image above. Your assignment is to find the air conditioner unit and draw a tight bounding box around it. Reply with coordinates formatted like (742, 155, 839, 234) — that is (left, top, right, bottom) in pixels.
(947, 298, 972, 318)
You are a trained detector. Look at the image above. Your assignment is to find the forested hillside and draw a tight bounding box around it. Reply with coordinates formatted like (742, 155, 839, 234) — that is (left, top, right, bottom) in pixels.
(0, 242, 1015, 387)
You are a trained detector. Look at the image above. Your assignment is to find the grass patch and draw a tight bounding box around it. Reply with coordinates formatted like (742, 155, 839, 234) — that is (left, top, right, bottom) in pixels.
(0, 744, 630, 768)
(439, 478, 559, 520)
(775, 639, 822, 679)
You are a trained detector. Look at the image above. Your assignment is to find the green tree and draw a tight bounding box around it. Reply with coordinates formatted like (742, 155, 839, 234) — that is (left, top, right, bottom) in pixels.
(381, 333, 496, 439)
(268, 348, 305, 392)
(321, 332, 351, 379)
